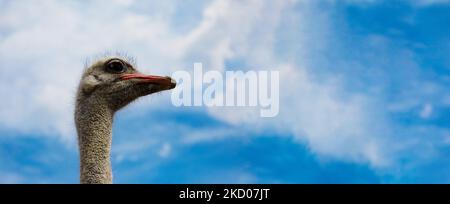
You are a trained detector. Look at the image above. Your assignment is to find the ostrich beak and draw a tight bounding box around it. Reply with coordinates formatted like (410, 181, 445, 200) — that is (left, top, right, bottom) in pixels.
(121, 73, 176, 89)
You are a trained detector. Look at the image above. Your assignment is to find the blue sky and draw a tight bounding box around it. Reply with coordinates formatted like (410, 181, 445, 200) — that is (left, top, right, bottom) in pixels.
(0, 0, 450, 183)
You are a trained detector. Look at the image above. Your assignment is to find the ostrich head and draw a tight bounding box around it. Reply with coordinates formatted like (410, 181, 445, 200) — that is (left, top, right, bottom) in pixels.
(75, 56, 176, 184)
(77, 57, 176, 111)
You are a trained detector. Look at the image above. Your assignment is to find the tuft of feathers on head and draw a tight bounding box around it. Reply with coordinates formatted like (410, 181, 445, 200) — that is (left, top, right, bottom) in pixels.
(84, 51, 137, 69)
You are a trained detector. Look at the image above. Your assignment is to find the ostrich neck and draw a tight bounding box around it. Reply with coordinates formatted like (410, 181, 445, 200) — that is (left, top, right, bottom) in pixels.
(75, 98, 114, 184)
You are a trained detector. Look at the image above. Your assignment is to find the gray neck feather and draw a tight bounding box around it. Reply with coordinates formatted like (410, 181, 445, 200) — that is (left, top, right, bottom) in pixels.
(75, 97, 114, 184)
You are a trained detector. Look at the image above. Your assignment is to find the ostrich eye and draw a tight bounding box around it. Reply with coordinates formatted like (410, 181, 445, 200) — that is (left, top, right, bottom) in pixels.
(105, 60, 126, 74)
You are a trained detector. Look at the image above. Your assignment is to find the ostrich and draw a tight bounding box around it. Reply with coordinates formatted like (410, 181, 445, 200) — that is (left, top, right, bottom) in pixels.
(75, 56, 176, 184)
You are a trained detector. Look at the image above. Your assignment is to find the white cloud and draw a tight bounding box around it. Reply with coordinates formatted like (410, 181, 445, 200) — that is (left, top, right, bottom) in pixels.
(182, 0, 391, 167)
(158, 143, 172, 158)
(420, 103, 433, 119)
